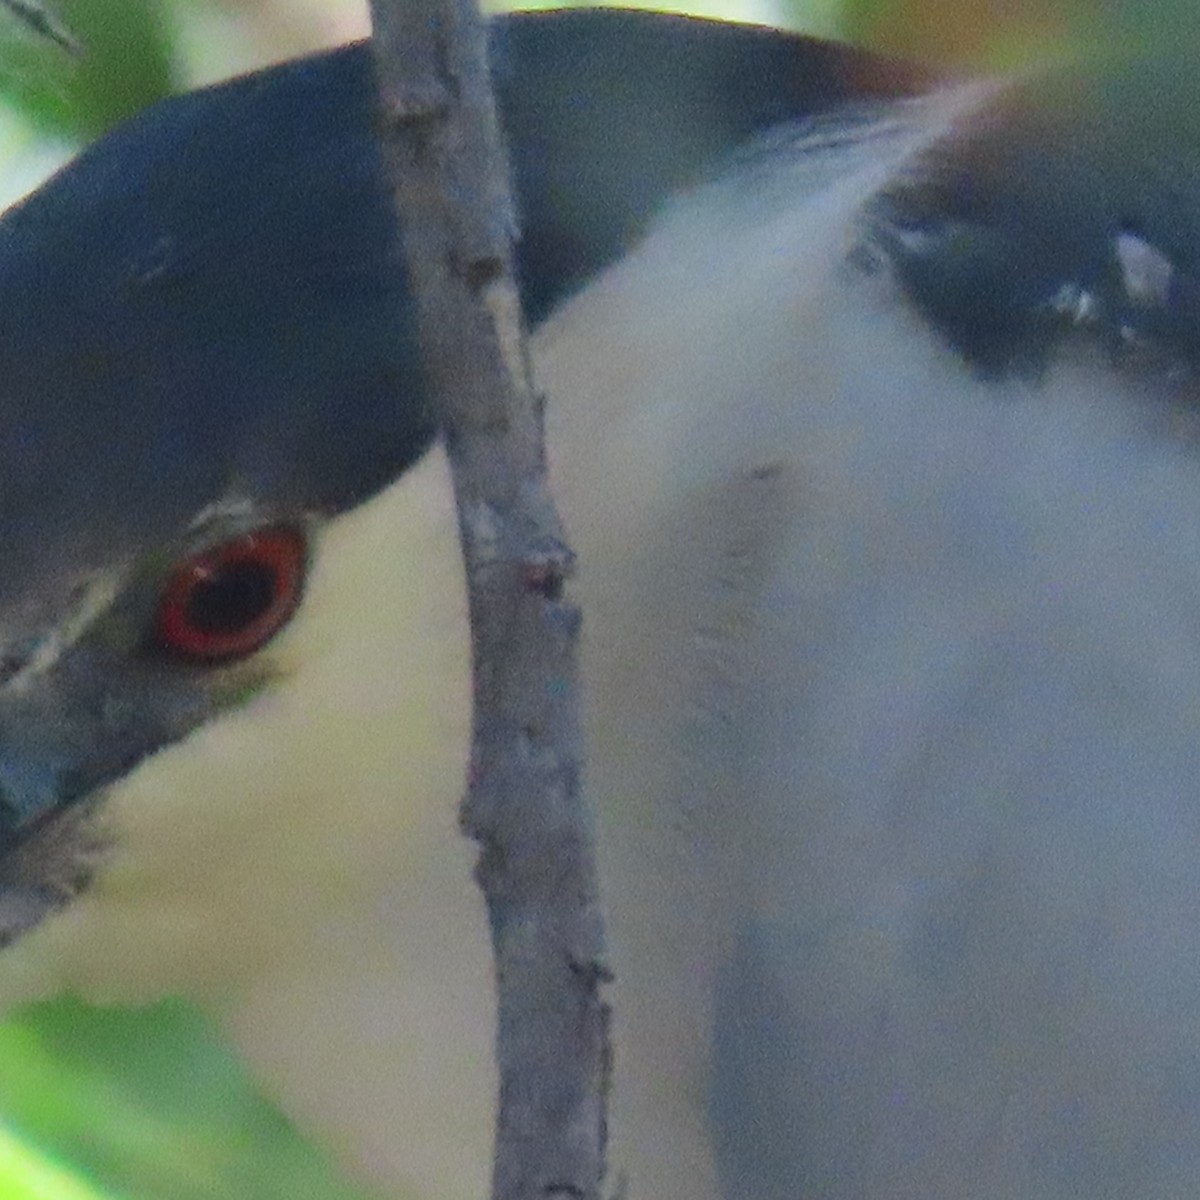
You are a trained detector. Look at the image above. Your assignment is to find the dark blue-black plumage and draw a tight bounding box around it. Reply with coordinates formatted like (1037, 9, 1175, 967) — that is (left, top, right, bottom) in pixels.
(0, 9, 926, 874)
(868, 59, 1200, 375)
(0, 10, 923, 617)
(0, 6, 1196, 858)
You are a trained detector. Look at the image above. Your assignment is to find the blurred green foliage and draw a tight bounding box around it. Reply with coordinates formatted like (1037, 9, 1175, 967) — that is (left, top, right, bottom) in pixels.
(0, 0, 173, 139)
(841, 0, 1200, 67)
(0, 998, 378, 1200)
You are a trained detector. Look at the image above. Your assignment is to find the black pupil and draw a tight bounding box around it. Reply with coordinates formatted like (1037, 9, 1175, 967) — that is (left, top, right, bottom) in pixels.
(184, 560, 277, 636)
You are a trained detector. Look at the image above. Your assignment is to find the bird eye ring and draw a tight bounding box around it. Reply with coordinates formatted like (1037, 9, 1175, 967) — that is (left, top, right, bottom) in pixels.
(157, 525, 306, 661)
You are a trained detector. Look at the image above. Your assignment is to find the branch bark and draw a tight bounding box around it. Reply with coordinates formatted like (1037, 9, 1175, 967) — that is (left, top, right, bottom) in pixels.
(366, 4, 609, 1199)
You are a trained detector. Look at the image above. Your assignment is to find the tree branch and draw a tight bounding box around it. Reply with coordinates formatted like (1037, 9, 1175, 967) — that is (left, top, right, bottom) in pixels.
(366, 3, 609, 1199)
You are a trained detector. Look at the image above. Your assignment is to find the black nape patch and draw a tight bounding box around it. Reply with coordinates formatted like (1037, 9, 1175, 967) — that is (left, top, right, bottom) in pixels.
(862, 58, 1200, 381)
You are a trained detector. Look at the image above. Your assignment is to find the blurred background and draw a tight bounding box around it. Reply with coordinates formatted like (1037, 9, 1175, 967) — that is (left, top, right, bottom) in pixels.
(0, 0, 1185, 1197)
(0, 0, 1183, 210)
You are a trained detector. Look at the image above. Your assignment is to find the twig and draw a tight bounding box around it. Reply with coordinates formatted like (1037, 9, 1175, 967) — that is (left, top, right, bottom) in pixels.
(366, 3, 610, 1199)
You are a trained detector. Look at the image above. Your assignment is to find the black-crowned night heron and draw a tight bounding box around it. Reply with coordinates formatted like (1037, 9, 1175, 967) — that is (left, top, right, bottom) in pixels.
(0, 9, 1198, 1199)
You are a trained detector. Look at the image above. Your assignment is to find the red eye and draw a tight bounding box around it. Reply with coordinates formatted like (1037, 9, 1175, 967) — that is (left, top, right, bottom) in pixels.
(157, 526, 306, 662)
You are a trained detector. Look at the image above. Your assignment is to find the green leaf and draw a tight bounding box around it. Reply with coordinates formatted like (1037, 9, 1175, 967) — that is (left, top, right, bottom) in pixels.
(0, 0, 175, 140)
(0, 1124, 120, 1200)
(0, 997, 379, 1200)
